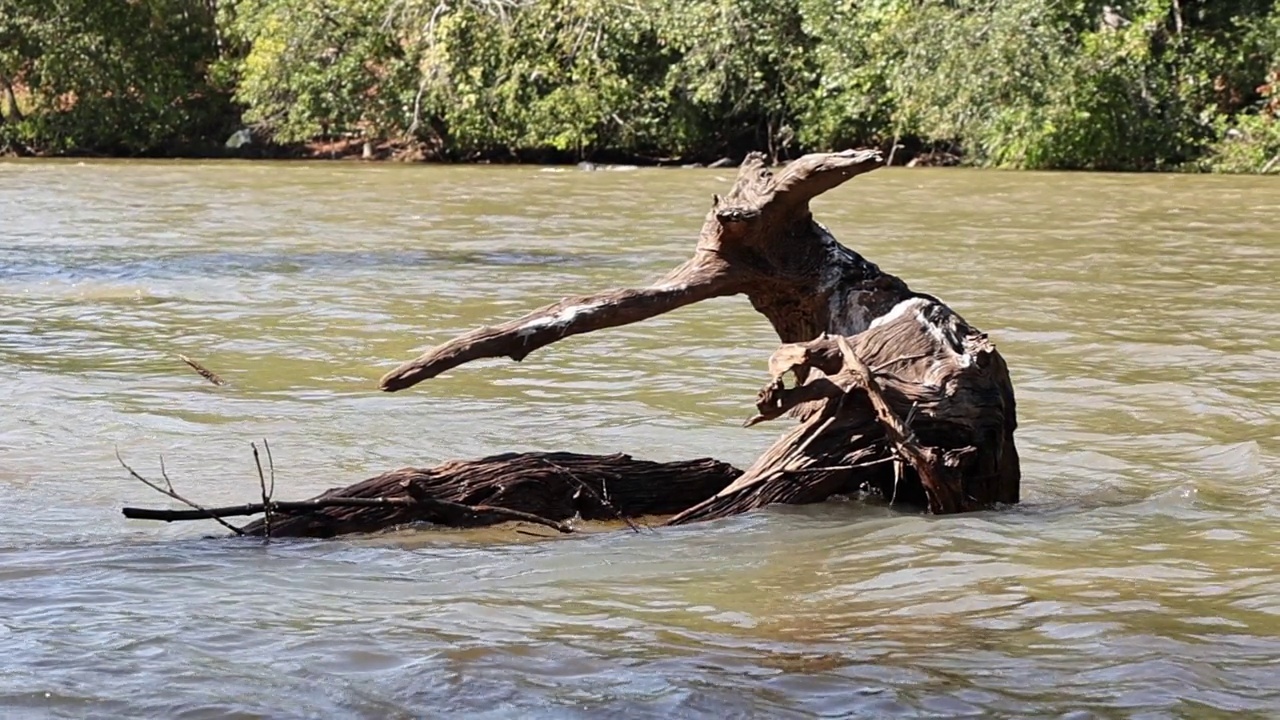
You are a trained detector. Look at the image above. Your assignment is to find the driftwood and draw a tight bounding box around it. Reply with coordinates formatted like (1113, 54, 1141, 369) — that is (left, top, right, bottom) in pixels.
(123, 452, 740, 538)
(123, 148, 1020, 538)
(177, 354, 226, 386)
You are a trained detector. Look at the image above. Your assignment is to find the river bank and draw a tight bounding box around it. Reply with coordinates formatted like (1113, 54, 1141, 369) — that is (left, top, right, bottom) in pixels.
(2, 134, 968, 169)
(4, 0, 1278, 175)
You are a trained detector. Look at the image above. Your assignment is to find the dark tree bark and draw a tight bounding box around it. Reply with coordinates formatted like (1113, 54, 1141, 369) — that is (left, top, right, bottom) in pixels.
(123, 149, 1020, 538)
(235, 453, 741, 538)
(0, 74, 22, 124)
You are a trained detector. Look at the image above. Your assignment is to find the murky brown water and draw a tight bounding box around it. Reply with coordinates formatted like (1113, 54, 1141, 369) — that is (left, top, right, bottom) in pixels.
(1, 159, 1277, 718)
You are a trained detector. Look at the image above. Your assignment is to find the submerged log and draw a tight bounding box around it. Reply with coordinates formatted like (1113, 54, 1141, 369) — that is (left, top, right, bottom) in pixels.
(122, 148, 1020, 538)
(235, 453, 740, 538)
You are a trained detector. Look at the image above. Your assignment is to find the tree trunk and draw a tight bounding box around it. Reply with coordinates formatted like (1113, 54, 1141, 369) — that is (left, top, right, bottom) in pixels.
(123, 149, 1020, 538)
(0, 74, 22, 124)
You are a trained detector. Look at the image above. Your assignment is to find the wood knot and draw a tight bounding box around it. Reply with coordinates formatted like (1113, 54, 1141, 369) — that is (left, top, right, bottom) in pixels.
(715, 206, 761, 224)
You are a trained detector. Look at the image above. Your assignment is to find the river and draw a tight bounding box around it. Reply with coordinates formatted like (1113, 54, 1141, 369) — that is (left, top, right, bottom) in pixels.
(1, 160, 1277, 718)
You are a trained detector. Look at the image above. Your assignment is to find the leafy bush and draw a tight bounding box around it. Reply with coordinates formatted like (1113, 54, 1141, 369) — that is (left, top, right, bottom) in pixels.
(3, 0, 1280, 170)
(221, 0, 416, 144)
(0, 0, 236, 154)
(1202, 112, 1280, 173)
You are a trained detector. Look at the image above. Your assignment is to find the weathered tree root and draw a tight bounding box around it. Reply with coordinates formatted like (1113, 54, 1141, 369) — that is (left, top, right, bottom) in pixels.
(667, 298, 1015, 524)
(121, 148, 1021, 539)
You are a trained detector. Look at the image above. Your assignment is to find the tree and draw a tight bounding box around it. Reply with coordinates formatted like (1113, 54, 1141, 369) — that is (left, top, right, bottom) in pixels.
(0, 0, 234, 154)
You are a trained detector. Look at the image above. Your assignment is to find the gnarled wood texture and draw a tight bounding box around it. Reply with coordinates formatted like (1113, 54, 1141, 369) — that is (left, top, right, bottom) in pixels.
(238, 453, 740, 538)
(668, 299, 1019, 525)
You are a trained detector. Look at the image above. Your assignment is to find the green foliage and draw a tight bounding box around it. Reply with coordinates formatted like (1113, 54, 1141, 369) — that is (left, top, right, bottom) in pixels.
(793, 0, 901, 150)
(798, 0, 1266, 170)
(3, 0, 1279, 170)
(400, 0, 815, 159)
(0, 0, 235, 154)
(221, 0, 416, 143)
(409, 0, 669, 156)
(1203, 113, 1280, 173)
(1194, 2, 1280, 171)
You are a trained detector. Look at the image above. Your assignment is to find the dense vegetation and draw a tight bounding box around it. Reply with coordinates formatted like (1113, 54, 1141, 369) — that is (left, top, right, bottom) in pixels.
(2, 0, 1278, 171)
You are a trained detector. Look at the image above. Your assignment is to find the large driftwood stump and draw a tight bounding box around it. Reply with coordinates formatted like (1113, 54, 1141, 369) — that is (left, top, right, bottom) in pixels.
(379, 149, 1018, 518)
(123, 149, 1019, 538)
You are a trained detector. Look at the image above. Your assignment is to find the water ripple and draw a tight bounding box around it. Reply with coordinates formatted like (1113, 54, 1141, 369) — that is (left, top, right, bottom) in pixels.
(1, 162, 1278, 717)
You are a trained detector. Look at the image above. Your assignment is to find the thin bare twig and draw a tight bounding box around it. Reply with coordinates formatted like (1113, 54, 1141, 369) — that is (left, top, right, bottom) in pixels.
(404, 483, 575, 534)
(892, 453, 904, 506)
(123, 496, 418, 522)
(117, 448, 246, 536)
(540, 458, 647, 534)
(904, 401, 920, 435)
(159, 456, 174, 494)
(263, 439, 275, 498)
(177, 354, 226, 386)
(782, 456, 895, 474)
(123, 495, 574, 534)
(252, 442, 272, 541)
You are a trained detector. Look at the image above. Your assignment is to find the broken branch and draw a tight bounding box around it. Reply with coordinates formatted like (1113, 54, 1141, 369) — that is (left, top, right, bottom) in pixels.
(773, 148, 885, 210)
(122, 496, 416, 521)
(379, 256, 738, 391)
(253, 442, 273, 540)
(122, 490, 574, 534)
(117, 449, 246, 536)
(177, 354, 226, 386)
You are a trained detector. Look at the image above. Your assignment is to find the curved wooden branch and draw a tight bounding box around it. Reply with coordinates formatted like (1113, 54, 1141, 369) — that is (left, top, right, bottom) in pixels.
(117, 450, 247, 536)
(378, 148, 894, 394)
(709, 149, 884, 223)
(380, 255, 738, 391)
(772, 148, 885, 209)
